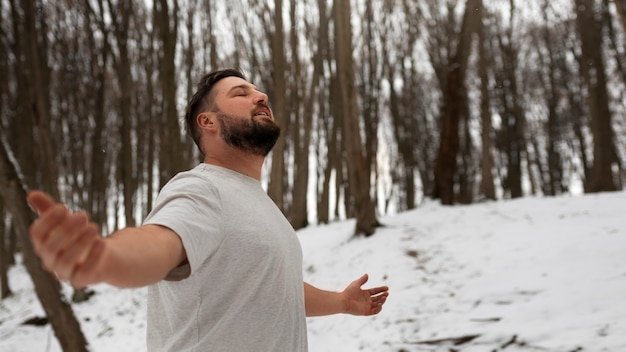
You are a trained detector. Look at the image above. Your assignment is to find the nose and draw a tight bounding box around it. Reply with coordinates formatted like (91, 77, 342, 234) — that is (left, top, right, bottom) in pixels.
(253, 91, 268, 106)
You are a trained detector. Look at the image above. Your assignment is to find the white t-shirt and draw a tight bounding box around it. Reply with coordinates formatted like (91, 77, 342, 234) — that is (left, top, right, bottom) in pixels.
(143, 163, 307, 352)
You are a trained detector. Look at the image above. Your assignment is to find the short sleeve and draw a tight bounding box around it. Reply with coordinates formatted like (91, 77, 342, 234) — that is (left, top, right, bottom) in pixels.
(143, 171, 224, 280)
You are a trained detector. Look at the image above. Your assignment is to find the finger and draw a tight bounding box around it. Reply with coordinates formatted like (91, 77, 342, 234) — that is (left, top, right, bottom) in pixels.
(27, 191, 56, 214)
(53, 223, 99, 281)
(370, 296, 387, 315)
(75, 211, 90, 223)
(368, 286, 389, 296)
(353, 273, 369, 287)
(29, 204, 69, 253)
(71, 240, 106, 288)
(41, 213, 92, 259)
(375, 296, 387, 307)
(371, 293, 386, 302)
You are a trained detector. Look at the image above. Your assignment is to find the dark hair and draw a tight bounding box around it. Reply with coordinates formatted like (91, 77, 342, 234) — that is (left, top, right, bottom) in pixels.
(184, 69, 246, 155)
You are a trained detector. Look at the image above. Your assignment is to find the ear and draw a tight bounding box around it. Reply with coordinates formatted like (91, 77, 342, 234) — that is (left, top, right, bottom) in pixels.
(197, 112, 218, 132)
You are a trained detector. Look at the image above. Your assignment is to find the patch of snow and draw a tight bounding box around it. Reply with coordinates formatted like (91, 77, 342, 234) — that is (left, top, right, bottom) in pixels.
(1, 191, 625, 351)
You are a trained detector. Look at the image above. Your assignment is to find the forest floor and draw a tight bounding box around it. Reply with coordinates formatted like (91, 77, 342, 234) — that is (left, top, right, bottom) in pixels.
(1, 190, 625, 351)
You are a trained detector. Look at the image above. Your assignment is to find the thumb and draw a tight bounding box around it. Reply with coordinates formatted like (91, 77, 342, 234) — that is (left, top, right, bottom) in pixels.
(27, 190, 56, 214)
(354, 273, 369, 287)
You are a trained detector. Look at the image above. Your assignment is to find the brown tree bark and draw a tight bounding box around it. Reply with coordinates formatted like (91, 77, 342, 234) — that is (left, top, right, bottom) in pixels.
(315, 0, 333, 225)
(574, 0, 619, 192)
(359, 0, 381, 211)
(205, 0, 218, 70)
(568, 82, 592, 191)
(477, 3, 496, 201)
(433, 0, 481, 205)
(0, 1, 10, 300)
(110, 1, 136, 227)
(538, 2, 566, 196)
(289, 0, 315, 230)
(0, 139, 88, 351)
(492, 2, 524, 199)
(317, 106, 337, 225)
(19, 0, 59, 200)
(333, 0, 378, 236)
(0, 201, 10, 299)
(83, 0, 111, 229)
(155, 0, 187, 187)
(267, 0, 288, 212)
(381, 0, 433, 211)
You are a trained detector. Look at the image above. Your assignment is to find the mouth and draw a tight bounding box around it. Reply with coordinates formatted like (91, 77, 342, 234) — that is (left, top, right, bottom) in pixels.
(253, 107, 272, 120)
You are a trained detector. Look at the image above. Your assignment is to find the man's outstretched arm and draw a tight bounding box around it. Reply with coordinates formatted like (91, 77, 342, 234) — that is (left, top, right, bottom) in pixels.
(27, 190, 186, 288)
(304, 274, 389, 317)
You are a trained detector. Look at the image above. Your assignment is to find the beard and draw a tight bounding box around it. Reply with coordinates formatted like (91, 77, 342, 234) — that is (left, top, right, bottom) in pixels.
(215, 109, 281, 156)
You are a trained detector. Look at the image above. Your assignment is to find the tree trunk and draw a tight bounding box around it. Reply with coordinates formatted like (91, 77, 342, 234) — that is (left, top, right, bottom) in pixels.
(477, 3, 496, 201)
(20, 0, 59, 200)
(0, 139, 89, 351)
(267, 0, 288, 212)
(574, 0, 619, 192)
(155, 0, 187, 187)
(0, 200, 11, 299)
(111, 1, 136, 227)
(289, 0, 316, 230)
(386, 64, 419, 210)
(87, 4, 110, 230)
(333, 0, 378, 236)
(316, 32, 335, 224)
(539, 2, 566, 196)
(433, 0, 481, 205)
(360, 0, 381, 212)
(493, 2, 524, 199)
(205, 0, 219, 70)
(0, 9, 8, 279)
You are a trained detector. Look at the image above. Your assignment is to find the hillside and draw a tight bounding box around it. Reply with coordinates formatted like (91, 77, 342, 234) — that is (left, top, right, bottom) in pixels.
(1, 191, 625, 351)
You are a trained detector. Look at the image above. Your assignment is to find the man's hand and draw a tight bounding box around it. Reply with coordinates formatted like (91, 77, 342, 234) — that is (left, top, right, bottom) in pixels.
(28, 190, 107, 288)
(341, 274, 389, 316)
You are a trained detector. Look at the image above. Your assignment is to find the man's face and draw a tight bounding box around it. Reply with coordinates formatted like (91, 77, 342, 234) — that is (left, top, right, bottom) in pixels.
(212, 77, 281, 156)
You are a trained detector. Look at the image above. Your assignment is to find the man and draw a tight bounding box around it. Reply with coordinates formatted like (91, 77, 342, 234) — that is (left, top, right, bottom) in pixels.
(27, 69, 389, 351)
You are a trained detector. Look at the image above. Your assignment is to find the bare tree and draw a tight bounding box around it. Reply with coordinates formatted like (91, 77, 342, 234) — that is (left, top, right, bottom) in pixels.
(333, 0, 378, 235)
(79, 0, 113, 232)
(382, 0, 429, 211)
(154, 0, 188, 187)
(0, 201, 10, 299)
(357, 0, 383, 211)
(477, 3, 496, 200)
(315, 0, 335, 225)
(433, 0, 482, 204)
(0, 0, 11, 300)
(109, 1, 137, 227)
(18, 0, 60, 200)
(288, 0, 316, 229)
(574, 0, 619, 192)
(0, 138, 88, 351)
(491, 1, 525, 198)
(267, 0, 288, 212)
(531, 2, 570, 196)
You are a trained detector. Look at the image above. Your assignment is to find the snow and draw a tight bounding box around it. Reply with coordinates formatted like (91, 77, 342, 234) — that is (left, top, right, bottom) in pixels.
(1, 191, 625, 351)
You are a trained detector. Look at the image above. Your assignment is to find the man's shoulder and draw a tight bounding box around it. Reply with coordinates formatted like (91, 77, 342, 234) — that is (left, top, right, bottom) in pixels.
(157, 165, 221, 197)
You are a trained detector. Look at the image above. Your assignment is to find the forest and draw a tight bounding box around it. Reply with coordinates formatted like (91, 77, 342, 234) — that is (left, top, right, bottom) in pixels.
(0, 0, 625, 349)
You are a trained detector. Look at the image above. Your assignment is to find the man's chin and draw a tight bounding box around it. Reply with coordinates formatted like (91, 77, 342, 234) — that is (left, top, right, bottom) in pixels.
(253, 115, 276, 124)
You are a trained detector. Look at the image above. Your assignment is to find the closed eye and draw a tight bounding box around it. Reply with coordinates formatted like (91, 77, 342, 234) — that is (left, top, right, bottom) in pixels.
(230, 87, 247, 97)
(227, 84, 259, 98)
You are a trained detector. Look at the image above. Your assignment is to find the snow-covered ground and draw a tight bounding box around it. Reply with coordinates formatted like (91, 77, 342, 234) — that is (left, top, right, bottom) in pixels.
(1, 191, 625, 351)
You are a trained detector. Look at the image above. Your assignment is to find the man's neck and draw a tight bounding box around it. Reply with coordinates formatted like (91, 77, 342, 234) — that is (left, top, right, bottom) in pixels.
(203, 149, 265, 180)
